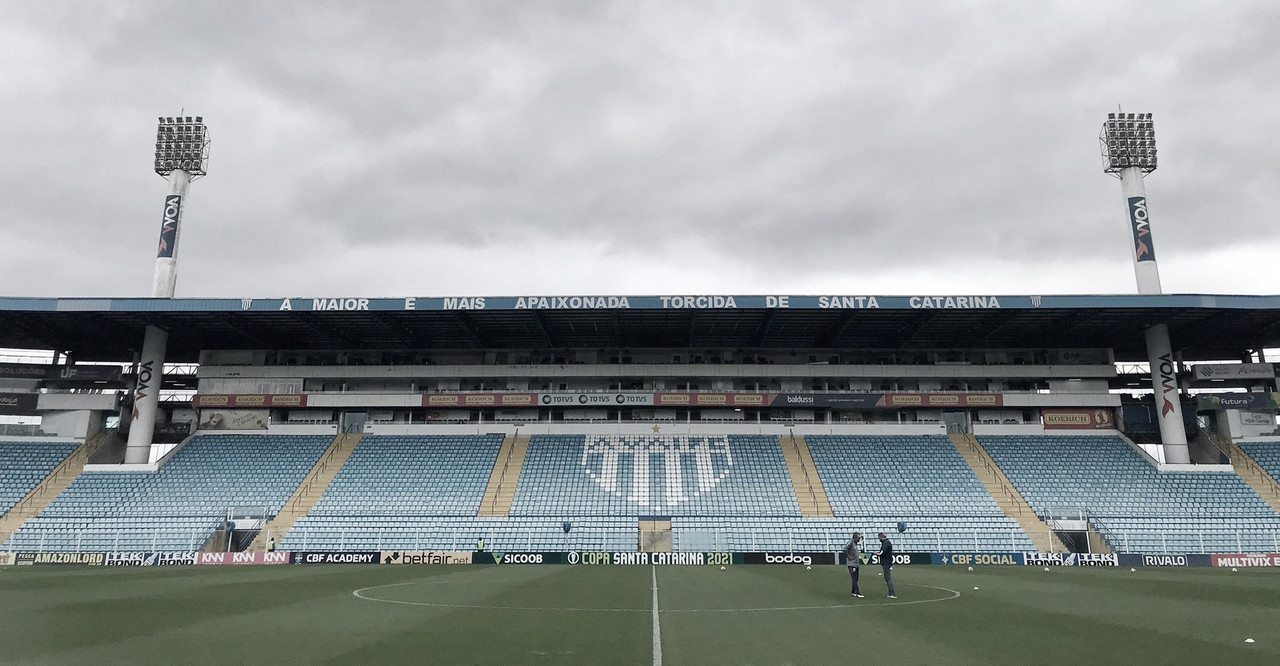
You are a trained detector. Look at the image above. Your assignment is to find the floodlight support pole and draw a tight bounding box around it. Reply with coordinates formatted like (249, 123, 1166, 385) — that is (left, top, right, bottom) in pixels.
(1104, 113, 1189, 464)
(1118, 167, 1162, 295)
(1117, 172, 1191, 462)
(1144, 324, 1189, 464)
(151, 169, 191, 298)
(124, 326, 168, 464)
(1117, 167, 1190, 463)
(127, 157, 195, 463)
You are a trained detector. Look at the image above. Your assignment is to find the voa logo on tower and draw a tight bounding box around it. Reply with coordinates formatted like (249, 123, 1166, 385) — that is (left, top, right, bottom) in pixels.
(1128, 196, 1156, 262)
(580, 435, 732, 513)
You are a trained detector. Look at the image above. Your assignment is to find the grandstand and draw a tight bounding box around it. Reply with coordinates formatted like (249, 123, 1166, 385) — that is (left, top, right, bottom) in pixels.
(4, 435, 330, 552)
(1, 293, 1279, 557)
(0, 440, 78, 514)
(981, 435, 1280, 553)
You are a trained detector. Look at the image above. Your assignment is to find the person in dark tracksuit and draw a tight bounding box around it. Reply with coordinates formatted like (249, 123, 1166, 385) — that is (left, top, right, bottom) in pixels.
(877, 532, 897, 598)
(843, 533, 865, 597)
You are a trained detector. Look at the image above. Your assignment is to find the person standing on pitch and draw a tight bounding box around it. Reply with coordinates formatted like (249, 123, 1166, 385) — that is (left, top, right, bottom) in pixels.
(843, 532, 865, 597)
(877, 532, 897, 598)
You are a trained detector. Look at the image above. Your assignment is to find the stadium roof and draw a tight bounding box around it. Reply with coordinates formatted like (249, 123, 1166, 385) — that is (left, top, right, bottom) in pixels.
(2, 294, 1279, 363)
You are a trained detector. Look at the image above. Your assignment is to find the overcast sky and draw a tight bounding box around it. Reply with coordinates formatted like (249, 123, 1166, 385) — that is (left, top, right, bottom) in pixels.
(1, 1, 1278, 300)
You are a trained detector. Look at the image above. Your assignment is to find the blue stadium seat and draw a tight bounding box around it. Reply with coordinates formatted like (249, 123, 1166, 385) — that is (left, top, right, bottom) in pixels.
(981, 435, 1280, 553)
(3, 434, 330, 552)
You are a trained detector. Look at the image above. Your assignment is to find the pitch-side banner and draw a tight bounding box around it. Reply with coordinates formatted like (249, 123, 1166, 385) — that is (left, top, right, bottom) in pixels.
(1211, 553, 1280, 568)
(839, 552, 931, 566)
(16, 552, 105, 566)
(196, 552, 290, 565)
(1117, 554, 1212, 568)
(742, 552, 839, 566)
(935, 553, 1021, 566)
(0, 553, 15, 566)
(105, 552, 198, 566)
(1023, 553, 1118, 566)
(379, 551, 473, 565)
(291, 551, 380, 565)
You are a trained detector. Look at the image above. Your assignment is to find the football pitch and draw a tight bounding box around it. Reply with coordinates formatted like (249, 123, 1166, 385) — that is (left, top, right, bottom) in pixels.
(0, 564, 1277, 665)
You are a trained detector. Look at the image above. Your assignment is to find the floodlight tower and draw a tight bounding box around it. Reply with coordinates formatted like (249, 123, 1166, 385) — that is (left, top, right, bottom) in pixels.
(124, 116, 210, 465)
(1101, 112, 1189, 464)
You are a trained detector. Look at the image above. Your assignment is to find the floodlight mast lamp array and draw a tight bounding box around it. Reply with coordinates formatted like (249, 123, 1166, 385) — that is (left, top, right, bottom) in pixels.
(126, 115, 209, 465)
(1101, 112, 1161, 295)
(151, 116, 209, 299)
(1101, 111, 1189, 464)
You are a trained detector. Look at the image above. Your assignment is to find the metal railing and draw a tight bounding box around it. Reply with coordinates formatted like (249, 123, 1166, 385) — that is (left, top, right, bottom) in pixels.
(1104, 528, 1280, 555)
(1040, 504, 1280, 554)
(963, 435, 1023, 516)
(292, 527, 630, 553)
(787, 430, 824, 513)
(285, 434, 356, 515)
(1220, 437, 1280, 500)
(5, 433, 110, 521)
(673, 528, 1031, 553)
(485, 430, 521, 516)
(0, 424, 48, 437)
(4, 521, 222, 554)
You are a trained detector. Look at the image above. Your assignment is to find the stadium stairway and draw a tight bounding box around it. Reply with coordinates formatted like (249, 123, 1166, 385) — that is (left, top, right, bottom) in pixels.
(1221, 437, 1280, 514)
(0, 433, 106, 543)
(780, 434, 833, 517)
(949, 433, 1071, 553)
(477, 434, 530, 517)
(247, 433, 362, 552)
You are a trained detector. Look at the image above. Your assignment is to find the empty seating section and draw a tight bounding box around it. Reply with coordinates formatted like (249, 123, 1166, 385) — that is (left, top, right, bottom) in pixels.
(3, 435, 330, 552)
(281, 435, 505, 550)
(509, 435, 801, 517)
(800, 435, 1033, 551)
(806, 435, 1004, 516)
(308, 435, 504, 516)
(0, 440, 78, 514)
(981, 435, 1280, 553)
(1240, 440, 1280, 481)
(284, 517, 635, 552)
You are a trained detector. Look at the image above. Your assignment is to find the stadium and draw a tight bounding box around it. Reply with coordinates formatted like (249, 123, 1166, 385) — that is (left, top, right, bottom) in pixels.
(2, 109, 1280, 662)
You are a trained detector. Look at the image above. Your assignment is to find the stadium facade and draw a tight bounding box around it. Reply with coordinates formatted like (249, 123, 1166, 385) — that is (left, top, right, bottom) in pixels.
(3, 109, 1280, 560)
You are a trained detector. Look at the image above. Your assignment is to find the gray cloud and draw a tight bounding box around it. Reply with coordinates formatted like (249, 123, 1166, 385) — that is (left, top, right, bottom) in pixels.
(1, 0, 1278, 299)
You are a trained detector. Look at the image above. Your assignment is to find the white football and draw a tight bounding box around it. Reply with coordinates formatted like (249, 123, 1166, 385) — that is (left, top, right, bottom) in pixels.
(1232, 567, 1238, 572)
(720, 566, 725, 571)
(1043, 567, 1050, 572)
(1130, 568, 1136, 573)
(967, 566, 973, 572)
(805, 565, 811, 570)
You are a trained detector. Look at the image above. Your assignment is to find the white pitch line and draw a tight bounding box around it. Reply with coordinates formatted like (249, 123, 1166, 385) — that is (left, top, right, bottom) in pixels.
(651, 565, 663, 666)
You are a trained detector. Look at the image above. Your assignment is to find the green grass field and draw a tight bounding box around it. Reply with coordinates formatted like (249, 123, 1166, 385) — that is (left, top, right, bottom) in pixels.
(0, 563, 1277, 665)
